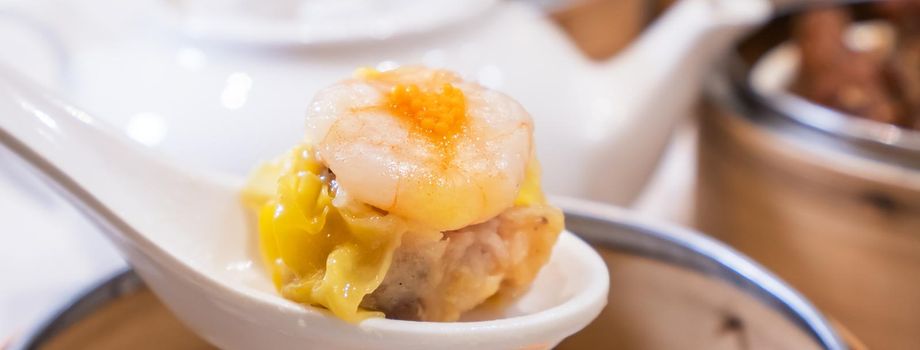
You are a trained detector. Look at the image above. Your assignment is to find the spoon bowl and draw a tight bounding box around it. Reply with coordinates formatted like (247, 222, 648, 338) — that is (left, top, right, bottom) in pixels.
(0, 68, 609, 350)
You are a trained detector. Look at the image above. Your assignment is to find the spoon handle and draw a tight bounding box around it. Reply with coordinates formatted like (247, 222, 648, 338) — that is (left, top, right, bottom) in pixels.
(0, 66, 192, 249)
(1, 66, 126, 187)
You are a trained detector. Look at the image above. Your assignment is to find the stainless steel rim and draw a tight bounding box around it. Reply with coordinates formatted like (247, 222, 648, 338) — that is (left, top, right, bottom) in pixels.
(558, 200, 846, 350)
(11, 200, 847, 350)
(757, 91, 920, 151)
(734, 0, 920, 155)
(9, 270, 142, 350)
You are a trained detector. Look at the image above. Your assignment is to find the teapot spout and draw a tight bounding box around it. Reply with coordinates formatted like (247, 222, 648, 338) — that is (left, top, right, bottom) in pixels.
(599, 0, 771, 125)
(577, 0, 770, 204)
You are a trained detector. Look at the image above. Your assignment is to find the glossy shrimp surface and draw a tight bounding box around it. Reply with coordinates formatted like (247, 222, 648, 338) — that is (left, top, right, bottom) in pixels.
(305, 67, 533, 231)
(244, 66, 562, 322)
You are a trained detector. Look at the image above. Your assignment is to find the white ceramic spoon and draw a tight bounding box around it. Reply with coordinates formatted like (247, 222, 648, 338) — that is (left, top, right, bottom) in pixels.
(0, 68, 609, 350)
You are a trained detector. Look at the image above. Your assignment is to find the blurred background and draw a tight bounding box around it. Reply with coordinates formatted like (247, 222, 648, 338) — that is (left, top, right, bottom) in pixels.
(1, 0, 918, 349)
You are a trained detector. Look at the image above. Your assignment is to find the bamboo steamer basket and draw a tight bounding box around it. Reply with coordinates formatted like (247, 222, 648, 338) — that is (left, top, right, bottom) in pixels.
(698, 2, 920, 349)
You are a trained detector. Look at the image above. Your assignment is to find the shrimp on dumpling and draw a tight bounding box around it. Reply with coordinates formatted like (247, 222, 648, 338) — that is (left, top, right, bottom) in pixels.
(243, 66, 563, 322)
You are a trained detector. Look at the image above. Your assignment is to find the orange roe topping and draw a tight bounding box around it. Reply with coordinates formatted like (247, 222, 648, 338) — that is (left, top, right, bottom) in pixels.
(386, 83, 467, 141)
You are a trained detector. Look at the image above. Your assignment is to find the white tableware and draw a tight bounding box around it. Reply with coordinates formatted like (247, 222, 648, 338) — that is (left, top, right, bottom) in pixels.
(0, 66, 609, 349)
(12, 196, 848, 350)
(0, 0, 771, 204)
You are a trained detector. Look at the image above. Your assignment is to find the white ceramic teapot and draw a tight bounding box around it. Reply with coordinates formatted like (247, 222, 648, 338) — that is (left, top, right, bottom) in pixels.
(0, 0, 770, 204)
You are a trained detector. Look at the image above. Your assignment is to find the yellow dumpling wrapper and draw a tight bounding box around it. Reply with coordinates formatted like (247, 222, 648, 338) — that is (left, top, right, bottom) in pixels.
(514, 157, 546, 207)
(243, 145, 406, 322)
(242, 144, 548, 322)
